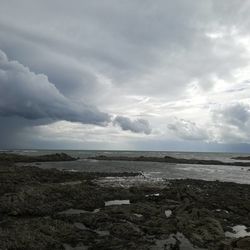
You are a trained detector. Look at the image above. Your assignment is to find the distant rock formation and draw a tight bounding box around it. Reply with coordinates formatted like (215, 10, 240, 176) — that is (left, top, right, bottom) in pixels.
(90, 155, 250, 167)
(0, 152, 77, 162)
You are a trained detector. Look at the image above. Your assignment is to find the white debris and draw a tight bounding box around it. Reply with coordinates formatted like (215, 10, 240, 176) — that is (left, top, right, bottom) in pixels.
(225, 225, 250, 238)
(145, 193, 160, 197)
(133, 213, 143, 218)
(105, 200, 130, 206)
(165, 210, 172, 218)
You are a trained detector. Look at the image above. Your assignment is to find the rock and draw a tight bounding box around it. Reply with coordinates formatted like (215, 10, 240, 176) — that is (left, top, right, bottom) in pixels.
(0, 153, 77, 162)
(0, 217, 81, 250)
(232, 156, 250, 160)
(220, 236, 250, 250)
(110, 222, 143, 239)
(176, 208, 224, 247)
(89, 155, 250, 167)
(0, 161, 250, 249)
(236, 236, 250, 249)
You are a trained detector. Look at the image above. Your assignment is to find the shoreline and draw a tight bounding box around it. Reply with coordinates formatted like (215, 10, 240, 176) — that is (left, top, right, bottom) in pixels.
(0, 154, 250, 249)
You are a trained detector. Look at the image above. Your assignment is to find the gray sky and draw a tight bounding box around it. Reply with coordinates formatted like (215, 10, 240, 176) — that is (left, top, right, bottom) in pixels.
(1, 0, 250, 151)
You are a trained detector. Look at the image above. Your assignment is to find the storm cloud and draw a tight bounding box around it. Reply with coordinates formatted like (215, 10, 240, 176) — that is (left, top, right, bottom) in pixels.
(114, 116, 152, 135)
(0, 0, 250, 150)
(0, 50, 110, 125)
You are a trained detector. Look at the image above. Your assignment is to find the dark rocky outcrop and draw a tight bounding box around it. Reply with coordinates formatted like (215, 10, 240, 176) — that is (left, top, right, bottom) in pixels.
(232, 156, 250, 160)
(221, 236, 250, 249)
(0, 152, 77, 163)
(89, 155, 250, 167)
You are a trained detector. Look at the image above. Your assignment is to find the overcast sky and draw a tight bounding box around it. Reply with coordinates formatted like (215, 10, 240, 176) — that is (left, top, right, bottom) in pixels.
(1, 0, 250, 152)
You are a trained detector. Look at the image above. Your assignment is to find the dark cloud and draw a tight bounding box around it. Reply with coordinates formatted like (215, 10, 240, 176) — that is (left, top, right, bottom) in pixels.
(213, 103, 250, 128)
(0, 0, 248, 99)
(209, 103, 250, 143)
(0, 0, 250, 150)
(114, 116, 152, 134)
(0, 50, 110, 125)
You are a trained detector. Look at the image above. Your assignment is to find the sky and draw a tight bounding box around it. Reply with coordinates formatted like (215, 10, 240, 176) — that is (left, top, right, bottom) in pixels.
(1, 0, 250, 152)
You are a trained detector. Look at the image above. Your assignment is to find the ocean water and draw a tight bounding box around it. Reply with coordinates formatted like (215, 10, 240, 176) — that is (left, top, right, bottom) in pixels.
(9, 150, 250, 184)
(5, 149, 248, 160)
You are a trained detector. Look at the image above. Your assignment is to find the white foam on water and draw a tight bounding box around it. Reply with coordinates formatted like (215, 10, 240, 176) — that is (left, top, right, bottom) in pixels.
(105, 200, 130, 206)
(96, 175, 166, 188)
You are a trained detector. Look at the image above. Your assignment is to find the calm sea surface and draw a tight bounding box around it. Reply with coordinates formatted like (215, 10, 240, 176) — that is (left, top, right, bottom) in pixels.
(8, 150, 250, 184)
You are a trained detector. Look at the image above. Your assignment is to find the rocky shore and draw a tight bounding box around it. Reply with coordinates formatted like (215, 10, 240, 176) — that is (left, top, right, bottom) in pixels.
(0, 152, 77, 162)
(89, 155, 250, 167)
(232, 156, 250, 161)
(0, 154, 250, 249)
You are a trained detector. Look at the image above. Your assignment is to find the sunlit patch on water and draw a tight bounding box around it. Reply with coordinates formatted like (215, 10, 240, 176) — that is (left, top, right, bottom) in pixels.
(225, 225, 250, 238)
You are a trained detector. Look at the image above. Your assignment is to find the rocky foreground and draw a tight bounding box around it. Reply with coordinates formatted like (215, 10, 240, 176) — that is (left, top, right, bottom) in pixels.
(0, 155, 250, 249)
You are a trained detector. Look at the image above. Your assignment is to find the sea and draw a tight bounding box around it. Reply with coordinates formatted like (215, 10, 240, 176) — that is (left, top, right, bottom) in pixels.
(4, 149, 250, 184)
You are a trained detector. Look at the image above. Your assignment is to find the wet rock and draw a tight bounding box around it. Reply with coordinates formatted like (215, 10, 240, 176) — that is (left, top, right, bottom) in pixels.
(235, 236, 250, 249)
(1, 161, 250, 249)
(0, 217, 83, 250)
(109, 221, 143, 239)
(176, 207, 224, 247)
(0, 152, 77, 162)
(221, 236, 250, 250)
(232, 156, 250, 160)
(0, 184, 105, 216)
